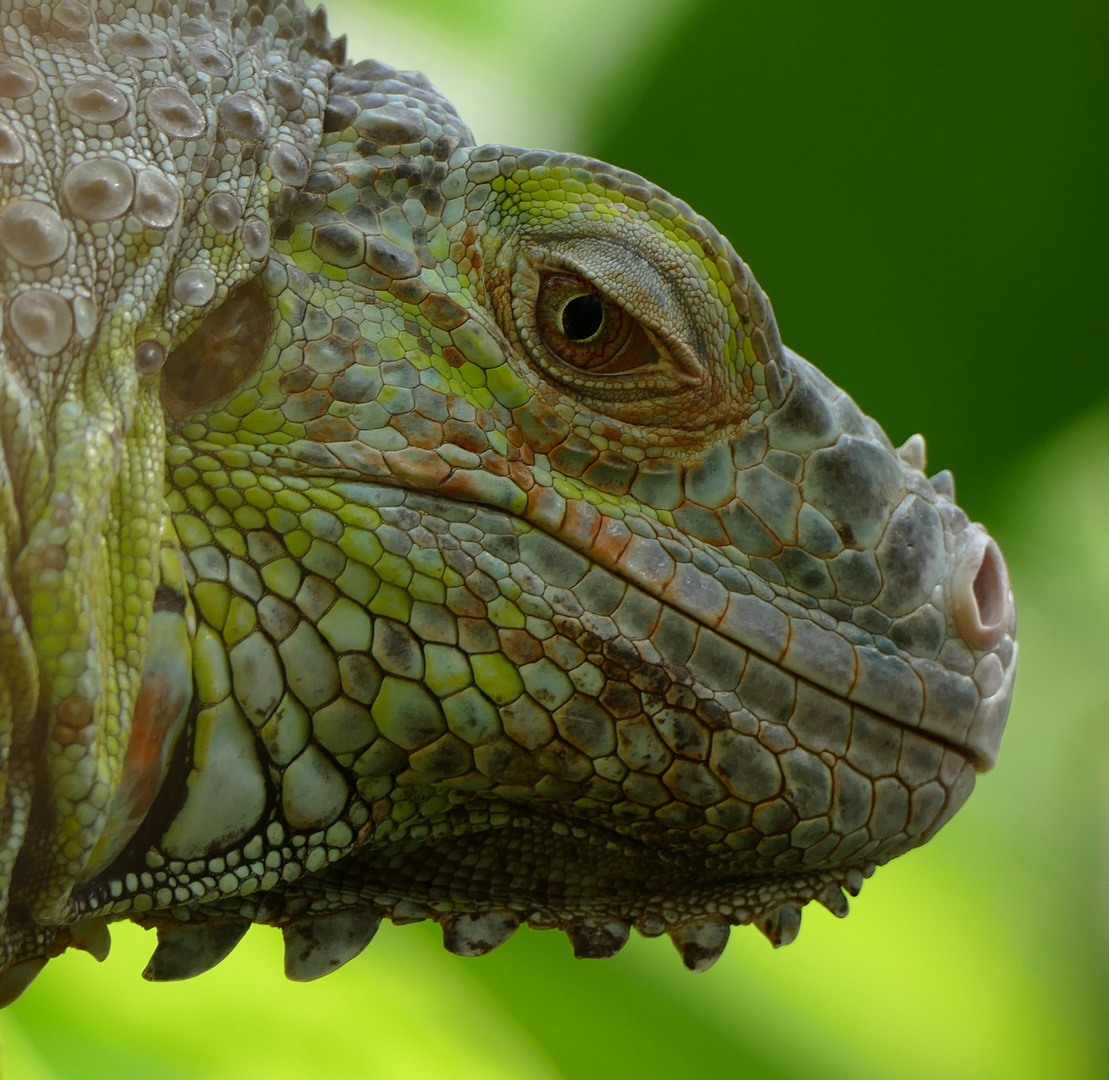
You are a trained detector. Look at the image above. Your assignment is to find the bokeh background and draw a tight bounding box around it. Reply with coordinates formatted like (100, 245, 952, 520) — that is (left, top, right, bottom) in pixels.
(3, 0, 1108, 1076)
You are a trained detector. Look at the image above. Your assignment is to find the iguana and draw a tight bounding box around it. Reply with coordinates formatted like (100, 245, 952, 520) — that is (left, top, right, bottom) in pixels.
(0, 0, 1016, 1004)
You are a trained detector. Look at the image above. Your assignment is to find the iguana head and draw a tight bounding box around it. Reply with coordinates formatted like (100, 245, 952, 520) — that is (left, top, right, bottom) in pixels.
(0, 0, 1015, 1001)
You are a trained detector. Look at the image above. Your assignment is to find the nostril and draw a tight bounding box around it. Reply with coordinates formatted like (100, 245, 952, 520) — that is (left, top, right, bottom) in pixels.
(972, 540, 1006, 630)
(952, 532, 1012, 651)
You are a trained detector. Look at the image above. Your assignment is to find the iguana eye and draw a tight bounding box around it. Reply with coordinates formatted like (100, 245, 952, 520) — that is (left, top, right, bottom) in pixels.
(536, 273, 658, 374)
(160, 277, 270, 417)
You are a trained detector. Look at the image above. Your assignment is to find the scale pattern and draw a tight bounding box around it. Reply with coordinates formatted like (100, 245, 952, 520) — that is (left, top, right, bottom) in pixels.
(0, 0, 1016, 1000)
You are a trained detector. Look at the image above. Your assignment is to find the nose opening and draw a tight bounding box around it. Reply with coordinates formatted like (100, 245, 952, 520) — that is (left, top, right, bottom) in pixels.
(972, 539, 1006, 630)
(952, 532, 1012, 651)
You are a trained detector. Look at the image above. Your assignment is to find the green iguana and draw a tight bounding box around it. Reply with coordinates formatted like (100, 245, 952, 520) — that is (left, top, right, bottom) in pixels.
(0, 0, 1016, 1004)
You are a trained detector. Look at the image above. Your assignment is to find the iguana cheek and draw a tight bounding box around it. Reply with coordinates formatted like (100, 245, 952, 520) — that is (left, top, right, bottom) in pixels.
(81, 606, 192, 881)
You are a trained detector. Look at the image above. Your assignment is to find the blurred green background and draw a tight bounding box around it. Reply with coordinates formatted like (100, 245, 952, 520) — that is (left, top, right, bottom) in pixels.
(3, 1, 1108, 1076)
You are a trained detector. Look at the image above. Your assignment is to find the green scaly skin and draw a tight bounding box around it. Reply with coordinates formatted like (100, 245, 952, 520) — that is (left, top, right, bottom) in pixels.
(0, 1, 1016, 999)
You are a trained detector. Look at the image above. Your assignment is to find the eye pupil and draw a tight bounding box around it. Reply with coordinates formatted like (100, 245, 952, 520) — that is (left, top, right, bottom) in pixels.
(560, 293, 604, 341)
